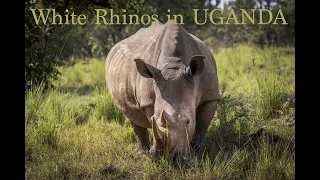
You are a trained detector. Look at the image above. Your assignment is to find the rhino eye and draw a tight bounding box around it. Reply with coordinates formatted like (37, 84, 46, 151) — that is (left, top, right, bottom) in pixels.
(185, 67, 192, 76)
(184, 67, 194, 84)
(186, 120, 190, 125)
(168, 67, 179, 70)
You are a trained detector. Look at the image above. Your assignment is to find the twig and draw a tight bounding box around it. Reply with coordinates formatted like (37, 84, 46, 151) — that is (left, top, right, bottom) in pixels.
(55, 26, 73, 61)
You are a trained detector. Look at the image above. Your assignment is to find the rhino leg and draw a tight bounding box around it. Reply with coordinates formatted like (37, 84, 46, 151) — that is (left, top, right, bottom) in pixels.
(130, 121, 150, 154)
(191, 101, 218, 155)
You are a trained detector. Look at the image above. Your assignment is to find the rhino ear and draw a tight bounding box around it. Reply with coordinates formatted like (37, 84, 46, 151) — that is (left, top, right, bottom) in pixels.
(134, 59, 153, 78)
(189, 55, 205, 76)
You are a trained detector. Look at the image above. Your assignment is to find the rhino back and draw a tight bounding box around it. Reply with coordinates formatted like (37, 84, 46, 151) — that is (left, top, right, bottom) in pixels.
(105, 22, 166, 122)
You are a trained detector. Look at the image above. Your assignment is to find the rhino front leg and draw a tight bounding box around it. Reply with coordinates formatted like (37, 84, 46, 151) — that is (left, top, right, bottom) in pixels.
(191, 101, 218, 155)
(130, 121, 150, 154)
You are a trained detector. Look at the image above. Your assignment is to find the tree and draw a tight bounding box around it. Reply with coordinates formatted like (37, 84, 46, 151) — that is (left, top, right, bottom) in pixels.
(25, 0, 136, 90)
(25, 0, 294, 90)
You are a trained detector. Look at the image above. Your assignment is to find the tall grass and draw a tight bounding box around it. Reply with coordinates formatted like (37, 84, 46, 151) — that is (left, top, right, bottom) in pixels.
(55, 58, 106, 93)
(214, 45, 294, 120)
(256, 72, 287, 119)
(93, 86, 125, 123)
(26, 45, 295, 179)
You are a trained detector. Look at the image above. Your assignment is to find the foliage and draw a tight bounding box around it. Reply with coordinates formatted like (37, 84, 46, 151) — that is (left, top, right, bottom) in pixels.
(25, 0, 295, 89)
(25, 0, 143, 89)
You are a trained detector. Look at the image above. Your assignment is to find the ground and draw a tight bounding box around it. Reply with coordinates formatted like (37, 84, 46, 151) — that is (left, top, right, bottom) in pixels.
(25, 45, 295, 179)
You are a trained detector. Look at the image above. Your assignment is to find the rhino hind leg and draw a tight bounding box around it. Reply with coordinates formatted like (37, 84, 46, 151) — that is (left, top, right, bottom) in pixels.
(191, 101, 218, 155)
(130, 121, 150, 154)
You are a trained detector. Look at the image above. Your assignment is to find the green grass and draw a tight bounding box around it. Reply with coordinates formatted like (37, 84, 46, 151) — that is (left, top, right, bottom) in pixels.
(26, 44, 295, 179)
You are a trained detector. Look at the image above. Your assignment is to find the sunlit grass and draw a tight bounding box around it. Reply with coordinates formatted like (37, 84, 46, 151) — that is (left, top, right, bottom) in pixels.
(26, 44, 295, 179)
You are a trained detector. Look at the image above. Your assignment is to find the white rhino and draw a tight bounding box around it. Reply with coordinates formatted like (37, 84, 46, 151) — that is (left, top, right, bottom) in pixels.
(105, 20, 220, 156)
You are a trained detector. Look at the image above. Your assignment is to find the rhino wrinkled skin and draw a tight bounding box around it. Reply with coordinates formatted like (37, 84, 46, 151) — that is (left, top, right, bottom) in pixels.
(105, 20, 220, 156)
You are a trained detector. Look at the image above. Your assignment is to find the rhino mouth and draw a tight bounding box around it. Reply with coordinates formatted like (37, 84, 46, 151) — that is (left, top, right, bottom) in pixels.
(149, 144, 189, 163)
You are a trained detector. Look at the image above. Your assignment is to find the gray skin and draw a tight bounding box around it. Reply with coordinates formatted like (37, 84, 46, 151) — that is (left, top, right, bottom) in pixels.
(105, 20, 220, 156)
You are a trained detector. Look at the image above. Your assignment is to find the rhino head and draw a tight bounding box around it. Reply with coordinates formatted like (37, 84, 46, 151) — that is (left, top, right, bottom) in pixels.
(134, 55, 205, 156)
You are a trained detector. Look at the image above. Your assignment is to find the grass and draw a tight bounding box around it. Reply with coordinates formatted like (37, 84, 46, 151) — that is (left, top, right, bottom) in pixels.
(26, 44, 295, 179)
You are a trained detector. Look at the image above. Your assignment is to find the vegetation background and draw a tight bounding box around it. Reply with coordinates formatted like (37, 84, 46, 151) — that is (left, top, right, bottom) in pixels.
(25, 0, 295, 179)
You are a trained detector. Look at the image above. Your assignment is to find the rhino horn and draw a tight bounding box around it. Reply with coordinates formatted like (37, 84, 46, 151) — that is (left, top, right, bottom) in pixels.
(152, 117, 164, 140)
(161, 110, 171, 127)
